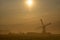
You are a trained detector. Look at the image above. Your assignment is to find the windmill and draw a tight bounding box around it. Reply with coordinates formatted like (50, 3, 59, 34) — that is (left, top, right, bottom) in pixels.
(36, 18, 51, 34)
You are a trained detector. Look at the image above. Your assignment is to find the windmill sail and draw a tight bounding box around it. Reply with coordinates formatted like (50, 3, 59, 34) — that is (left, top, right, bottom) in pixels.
(40, 19, 44, 25)
(45, 23, 51, 27)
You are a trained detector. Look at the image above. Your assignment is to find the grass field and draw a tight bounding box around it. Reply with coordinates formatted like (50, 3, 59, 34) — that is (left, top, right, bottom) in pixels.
(0, 34, 60, 40)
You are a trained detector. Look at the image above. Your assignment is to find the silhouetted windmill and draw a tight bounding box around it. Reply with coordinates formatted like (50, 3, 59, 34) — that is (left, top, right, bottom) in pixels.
(41, 19, 51, 34)
(36, 18, 51, 34)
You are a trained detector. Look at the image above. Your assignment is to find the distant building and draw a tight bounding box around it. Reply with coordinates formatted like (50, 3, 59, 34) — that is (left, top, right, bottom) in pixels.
(0, 30, 9, 34)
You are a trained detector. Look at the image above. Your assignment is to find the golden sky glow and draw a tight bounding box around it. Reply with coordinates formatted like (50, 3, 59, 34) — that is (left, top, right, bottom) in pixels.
(0, 0, 60, 34)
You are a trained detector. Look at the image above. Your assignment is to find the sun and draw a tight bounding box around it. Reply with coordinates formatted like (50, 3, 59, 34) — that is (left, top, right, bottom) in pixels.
(26, 0, 33, 7)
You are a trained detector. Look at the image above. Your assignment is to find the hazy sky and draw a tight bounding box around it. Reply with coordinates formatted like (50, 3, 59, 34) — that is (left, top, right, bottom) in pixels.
(0, 0, 60, 34)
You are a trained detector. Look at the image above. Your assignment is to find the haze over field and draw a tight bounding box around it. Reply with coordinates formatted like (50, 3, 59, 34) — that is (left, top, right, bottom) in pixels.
(0, 0, 60, 34)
